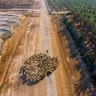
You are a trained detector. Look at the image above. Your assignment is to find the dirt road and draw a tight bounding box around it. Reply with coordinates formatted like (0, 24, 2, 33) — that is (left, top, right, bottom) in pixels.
(0, 0, 78, 96)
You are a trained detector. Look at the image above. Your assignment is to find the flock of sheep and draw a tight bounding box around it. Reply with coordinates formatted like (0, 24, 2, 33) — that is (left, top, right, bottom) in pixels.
(20, 53, 59, 84)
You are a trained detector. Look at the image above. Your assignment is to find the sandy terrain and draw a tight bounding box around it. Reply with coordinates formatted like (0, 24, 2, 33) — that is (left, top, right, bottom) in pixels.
(0, 0, 80, 96)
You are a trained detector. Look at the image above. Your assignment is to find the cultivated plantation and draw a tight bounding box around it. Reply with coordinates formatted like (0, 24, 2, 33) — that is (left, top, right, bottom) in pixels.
(47, 0, 96, 95)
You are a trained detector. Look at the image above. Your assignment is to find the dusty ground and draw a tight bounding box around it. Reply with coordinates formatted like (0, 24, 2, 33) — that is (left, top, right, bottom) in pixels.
(0, 0, 36, 9)
(0, 0, 80, 96)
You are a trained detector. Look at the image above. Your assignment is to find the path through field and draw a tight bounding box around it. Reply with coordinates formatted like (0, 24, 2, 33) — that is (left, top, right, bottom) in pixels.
(0, 0, 77, 96)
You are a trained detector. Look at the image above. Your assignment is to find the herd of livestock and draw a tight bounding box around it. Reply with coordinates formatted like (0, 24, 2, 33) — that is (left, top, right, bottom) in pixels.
(20, 53, 59, 84)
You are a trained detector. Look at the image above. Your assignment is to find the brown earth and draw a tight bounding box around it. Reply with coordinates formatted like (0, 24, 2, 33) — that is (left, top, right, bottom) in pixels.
(0, 0, 81, 96)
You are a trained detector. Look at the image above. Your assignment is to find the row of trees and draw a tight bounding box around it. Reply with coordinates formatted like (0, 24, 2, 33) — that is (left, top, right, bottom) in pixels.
(60, 14, 96, 95)
(58, 1, 96, 93)
(47, 0, 96, 95)
(62, 12, 96, 96)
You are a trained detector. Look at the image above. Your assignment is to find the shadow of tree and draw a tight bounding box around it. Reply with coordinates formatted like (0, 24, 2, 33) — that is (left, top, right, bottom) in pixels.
(75, 76, 91, 96)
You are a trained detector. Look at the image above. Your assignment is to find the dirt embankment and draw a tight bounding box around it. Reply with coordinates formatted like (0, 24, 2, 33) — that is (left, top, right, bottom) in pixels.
(0, 15, 29, 86)
(0, 0, 85, 95)
(49, 15, 80, 96)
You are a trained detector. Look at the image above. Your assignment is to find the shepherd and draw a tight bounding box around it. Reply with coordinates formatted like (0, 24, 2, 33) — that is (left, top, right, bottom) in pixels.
(46, 50, 48, 53)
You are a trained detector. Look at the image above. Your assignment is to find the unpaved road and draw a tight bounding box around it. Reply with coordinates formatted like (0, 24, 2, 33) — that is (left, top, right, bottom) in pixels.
(0, 0, 78, 96)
